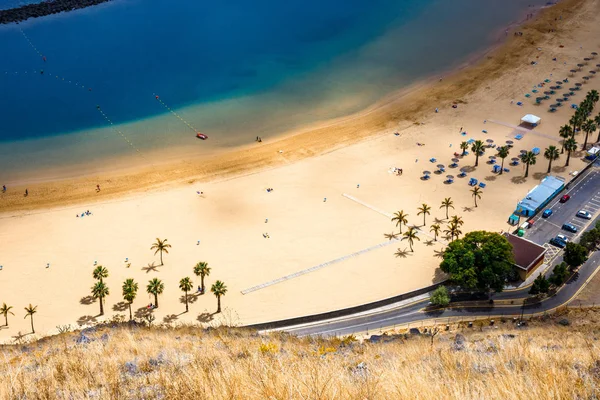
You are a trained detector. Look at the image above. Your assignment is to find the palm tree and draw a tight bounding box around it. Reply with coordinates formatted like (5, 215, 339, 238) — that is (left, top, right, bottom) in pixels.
(520, 151, 537, 178)
(402, 227, 420, 252)
(444, 223, 462, 242)
(459, 141, 469, 156)
(570, 113, 583, 136)
(496, 146, 510, 174)
(122, 278, 138, 321)
(587, 89, 599, 105)
(581, 119, 597, 150)
(91, 281, 109, 316)
(384, 232, 399, 241)
(0, 303, 14, 327)
(391, 210, 409, 234)
(544, 146, 560, 173)
(594, 113, 600, 143)
(430, 224, 441, 241)
(92, 265, 108, 282)
(193, 262, 211, 294)
(564, 137, 578, 166)
(150, 238, 172, 266)
(211, 280, 228, 313)
(449, 215, 464, 227)
(417, 203, 431, 226)
(559, 125, 573, 153)
(179, 277, 194, 312)
(440, 197, 454, 219)
(24, 304, 37, 334)
(147, 278, 165, 308)
(471, 140, 485, 167)
(471, 186, 482, 207)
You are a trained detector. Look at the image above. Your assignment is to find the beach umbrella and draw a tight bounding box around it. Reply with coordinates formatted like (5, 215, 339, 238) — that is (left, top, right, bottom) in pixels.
(575, 82, 583, 87)
(592, 52, 598, 57)
(563, 93, 571, 97)
(486, 139, 494, 143)
(550, 103, 560, 108)
(549, 86, 557, 90)
(451, 158, 460, 163)
(519, 150, 527, 155)
(589, 71, 596, 75)
(506, 140, 514, 145)
(596, 63, 600, 69)
(423, 170, 431, 175)
(555, 81, 563, 85)
(556, 98, 564, 103)
(543, 90, 552, 95)
(512, 156, 520, 161)
(584, 58, 591, 63)
(583, 76, 590, 82)
(577, 63, 584, 69)
(488, 155, 496, 160)
(437, 164, 445, 169)
(446, 175, 454, 179)
(570, 69, 577, 75)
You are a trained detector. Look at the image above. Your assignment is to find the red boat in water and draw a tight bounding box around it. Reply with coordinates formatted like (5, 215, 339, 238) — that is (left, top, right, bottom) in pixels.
(196, 132, 208, 140)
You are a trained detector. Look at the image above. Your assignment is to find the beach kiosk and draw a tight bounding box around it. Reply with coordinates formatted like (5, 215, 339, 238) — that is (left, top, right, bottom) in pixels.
(515, 175, 565, 217)
(520, 114, 541, 127)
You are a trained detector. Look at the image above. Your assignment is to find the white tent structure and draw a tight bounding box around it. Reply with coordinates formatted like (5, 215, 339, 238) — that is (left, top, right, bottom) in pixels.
(521, 114, 541, 125)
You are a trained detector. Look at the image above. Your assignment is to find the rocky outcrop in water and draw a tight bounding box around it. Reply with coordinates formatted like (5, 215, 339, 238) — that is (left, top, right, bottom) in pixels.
(0, 0, 113, 25)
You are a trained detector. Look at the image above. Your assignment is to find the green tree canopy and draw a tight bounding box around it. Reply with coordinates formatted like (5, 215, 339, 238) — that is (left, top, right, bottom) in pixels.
(564, 242, 588, 268)
(440, 231, 514, 292)
(430, 286, 450, 307)
(529, 274, 550, 295)
(549, 262, 569, 286)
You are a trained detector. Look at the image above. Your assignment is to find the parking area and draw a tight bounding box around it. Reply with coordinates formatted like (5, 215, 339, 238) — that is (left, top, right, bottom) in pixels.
(523, 165, 600, 264)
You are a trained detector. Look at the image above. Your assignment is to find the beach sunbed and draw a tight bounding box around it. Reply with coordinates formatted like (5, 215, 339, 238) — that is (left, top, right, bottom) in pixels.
(479, 182, 486, 188)
(515, 134, 523, 140)
(468, 178, 478, 186)
(429, 158, 437, 163)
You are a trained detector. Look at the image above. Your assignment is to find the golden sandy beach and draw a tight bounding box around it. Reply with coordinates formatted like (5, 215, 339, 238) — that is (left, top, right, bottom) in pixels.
(1, 0, 599, 341)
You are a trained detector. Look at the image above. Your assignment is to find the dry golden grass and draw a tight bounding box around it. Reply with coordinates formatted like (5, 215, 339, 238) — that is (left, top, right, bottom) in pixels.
(2, 308, 600, 399)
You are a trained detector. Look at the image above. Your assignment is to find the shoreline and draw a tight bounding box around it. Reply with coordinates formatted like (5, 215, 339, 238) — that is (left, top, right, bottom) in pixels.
(0, 0, 585, 214)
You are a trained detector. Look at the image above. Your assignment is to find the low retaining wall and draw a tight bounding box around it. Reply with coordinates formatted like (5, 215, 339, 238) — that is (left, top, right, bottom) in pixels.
(245, 281, 446, 331)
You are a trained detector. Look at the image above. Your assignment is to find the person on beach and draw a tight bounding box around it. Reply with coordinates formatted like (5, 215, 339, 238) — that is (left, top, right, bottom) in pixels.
(2, 185, 5, 192)
(96, 184, 101, 191)
(25, 189, 28, 197)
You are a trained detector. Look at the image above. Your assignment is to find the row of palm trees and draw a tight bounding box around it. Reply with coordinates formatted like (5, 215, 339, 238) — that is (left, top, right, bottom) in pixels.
(388, 197, 469, 253)
(1, 303, 37, 333)
(91, 263, 228, 319)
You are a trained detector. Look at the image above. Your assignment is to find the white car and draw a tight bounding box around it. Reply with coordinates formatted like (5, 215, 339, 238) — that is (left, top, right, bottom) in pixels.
(556, 234, 569, 242)
(576, 210, 592, 220)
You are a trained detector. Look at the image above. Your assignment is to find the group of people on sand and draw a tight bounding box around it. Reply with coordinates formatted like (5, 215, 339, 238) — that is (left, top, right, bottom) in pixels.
(255, 136, 263, 143)
(266, 187, 274, 192)
(76, 210, 93, 218)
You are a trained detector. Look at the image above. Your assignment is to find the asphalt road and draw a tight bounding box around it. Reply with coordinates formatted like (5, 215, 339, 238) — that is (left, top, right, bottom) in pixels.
(279, 163, 600, 337)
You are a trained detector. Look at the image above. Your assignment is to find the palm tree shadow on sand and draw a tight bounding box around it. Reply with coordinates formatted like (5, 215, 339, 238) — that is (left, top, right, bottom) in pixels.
(134, 307, 152, 319)
(394, 248, 411, 258)
(77, 315, 97, 326)
(197, 312, 216, 323)
(112, 302, 129, 312)
(79, 296, 95, 305)
(179, 293, 200, 305)
(433, 249, 446, 259)
(424, 239, 436, 247)
(163, 314, 180, 324)
(462, 206, 474, 212)
(142, 263, 159, 273)
(511, 176, 527, 184)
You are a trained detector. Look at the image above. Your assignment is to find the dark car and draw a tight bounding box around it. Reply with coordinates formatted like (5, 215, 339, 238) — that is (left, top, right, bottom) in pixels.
(562, 223, 578, 233)
(549, 237, 567, 248)
(560, 194, 571, 203)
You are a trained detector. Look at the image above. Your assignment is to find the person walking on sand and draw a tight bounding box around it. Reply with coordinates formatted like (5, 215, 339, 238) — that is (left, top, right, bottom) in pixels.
(25, 189, 28, 197)
(2, 185, 5, 192)
(96, 184, 101, 191)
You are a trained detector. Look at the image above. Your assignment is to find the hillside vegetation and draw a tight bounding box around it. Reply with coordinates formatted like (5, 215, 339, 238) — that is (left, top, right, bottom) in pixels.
(2, 308, 600, 399)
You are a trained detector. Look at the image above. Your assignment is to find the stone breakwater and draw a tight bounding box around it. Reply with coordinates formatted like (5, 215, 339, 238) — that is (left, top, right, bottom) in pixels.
(0, 0, 113, 24)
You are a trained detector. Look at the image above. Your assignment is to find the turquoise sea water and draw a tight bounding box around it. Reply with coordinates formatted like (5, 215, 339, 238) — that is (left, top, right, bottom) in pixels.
(0, 0, 548, 182)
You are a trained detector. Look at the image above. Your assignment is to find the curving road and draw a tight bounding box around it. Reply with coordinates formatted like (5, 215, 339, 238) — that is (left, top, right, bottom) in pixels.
(276, 163, 600, 337)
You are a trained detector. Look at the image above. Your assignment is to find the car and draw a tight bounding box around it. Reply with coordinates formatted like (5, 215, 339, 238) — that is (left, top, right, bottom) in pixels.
(556, 234, 569, 242)
(549, 237, 567, 248)
(576, 210, 592, 220)
(527, 218, 535, 227)
(560, 194, 571, 203)
(562, 223, 578, 233)
(542, 209, 553, 218)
